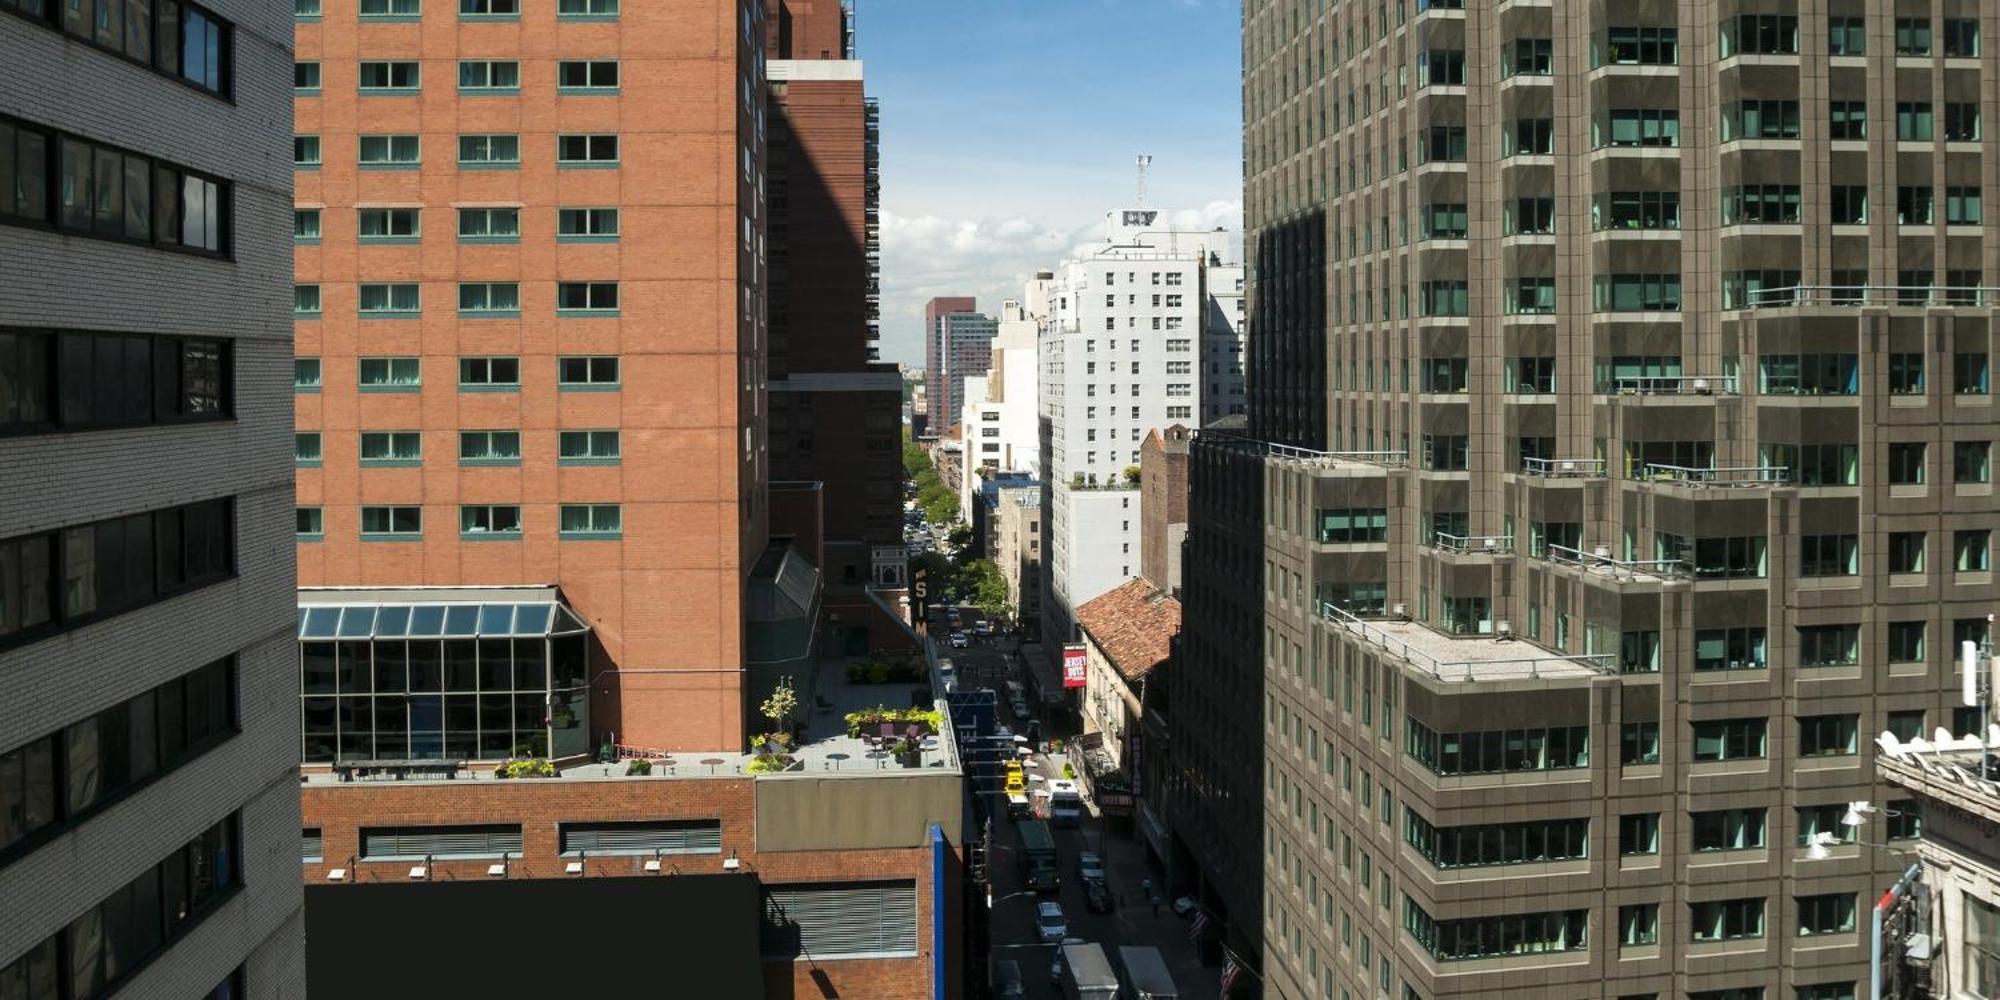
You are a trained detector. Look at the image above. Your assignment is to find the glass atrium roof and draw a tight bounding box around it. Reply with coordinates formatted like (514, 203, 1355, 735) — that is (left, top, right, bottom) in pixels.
(297, 601, 589, 640)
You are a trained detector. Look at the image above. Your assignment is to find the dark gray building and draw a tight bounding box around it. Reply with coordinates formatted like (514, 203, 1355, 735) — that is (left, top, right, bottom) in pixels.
(0, 1, 303, 995)
(1174, 1, 2000, 997)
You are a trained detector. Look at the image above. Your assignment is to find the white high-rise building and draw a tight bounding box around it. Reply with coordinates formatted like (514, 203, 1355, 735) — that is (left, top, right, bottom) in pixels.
(1037, 210, 1244, 646)
(957, 291, 1048, 519)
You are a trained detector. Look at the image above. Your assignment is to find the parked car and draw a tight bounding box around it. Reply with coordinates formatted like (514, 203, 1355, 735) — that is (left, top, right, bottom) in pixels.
(1035, 901, 1068, 943)
(992, 959, 1026, 999)
(1084, 878, 1116, 914)
(1077, 851, 1105, 882)
(949, 632, 969, 648)
(975, 620, 994, 635)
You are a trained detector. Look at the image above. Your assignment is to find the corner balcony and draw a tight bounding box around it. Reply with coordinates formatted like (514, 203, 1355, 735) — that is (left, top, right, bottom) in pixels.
(1318, 602, 1614, 684)
(1744, 284, 2000, 312)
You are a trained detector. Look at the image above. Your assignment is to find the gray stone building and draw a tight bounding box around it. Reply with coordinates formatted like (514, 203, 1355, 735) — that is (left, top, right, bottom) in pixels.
(1171, 2, 2000, 998)
(0, 2, 303, 996)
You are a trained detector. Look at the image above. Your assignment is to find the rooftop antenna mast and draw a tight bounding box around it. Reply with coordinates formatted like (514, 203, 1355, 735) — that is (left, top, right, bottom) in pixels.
(1135, 154, 1152, 209)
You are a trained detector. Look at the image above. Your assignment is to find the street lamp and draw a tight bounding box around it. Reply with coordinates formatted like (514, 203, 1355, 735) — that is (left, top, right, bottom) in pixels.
(1800, 799, 1920, 1000)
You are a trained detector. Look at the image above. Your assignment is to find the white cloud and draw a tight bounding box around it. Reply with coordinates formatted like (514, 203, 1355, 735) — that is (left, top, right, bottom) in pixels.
(877, 198, 1243, 367)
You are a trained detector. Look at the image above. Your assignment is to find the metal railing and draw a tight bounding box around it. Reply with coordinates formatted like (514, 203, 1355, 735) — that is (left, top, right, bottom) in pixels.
(1547, 543, 1691, 581)
(1432, 533, 1515, 554)
(1747, 285, 2000, 309)
(1317, 603, 1616, 681)
(1607, 374, 1739, 395)
(1641, 463, 1791, 487)
(1520, 457, 1606, 478)
(1200, 430, 1410, 469)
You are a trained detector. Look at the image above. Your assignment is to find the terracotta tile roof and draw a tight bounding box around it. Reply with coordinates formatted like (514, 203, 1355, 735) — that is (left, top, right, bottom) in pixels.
(1075, 578, 1180, 683)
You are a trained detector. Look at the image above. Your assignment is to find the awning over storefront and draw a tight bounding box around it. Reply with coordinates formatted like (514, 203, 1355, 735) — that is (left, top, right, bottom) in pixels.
(297, 586, 590, 640)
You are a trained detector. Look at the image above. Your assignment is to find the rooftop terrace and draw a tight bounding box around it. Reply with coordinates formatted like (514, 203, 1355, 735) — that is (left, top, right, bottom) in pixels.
(302, 652, 960, 786)
(1319, 603, 1614, 682)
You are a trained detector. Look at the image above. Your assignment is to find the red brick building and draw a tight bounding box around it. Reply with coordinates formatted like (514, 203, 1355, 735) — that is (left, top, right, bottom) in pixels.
(292, 0, 961, 994)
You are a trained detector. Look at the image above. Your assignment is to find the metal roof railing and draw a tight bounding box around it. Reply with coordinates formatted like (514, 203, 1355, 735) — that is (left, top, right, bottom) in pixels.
(1546, 543, 1691, 581)
(1641, 464, 1791, 488)
(1746, 285, 2000, 309)
(1520, 457, 1605, 478)
(1317, 602, 1615, 681)
(1431, 533, 1514, 554)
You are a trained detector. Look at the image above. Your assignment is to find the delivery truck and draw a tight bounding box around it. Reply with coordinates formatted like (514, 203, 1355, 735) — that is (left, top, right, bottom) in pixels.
(1019, 819, 1060, 893)
(1117, 945, 1177, 1000)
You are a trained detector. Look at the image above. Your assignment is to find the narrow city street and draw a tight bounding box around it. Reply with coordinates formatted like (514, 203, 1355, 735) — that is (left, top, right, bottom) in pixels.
(930, 606, 1217, 999)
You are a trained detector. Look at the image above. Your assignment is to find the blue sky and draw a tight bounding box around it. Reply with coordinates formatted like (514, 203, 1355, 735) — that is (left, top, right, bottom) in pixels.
(857, 0, 1244, 367)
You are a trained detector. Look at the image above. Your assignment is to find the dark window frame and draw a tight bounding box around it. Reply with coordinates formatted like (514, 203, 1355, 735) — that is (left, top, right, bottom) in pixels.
(0, 657, 237, 872)
(0, 0, 234, 100)
(0, 496, 235, 651)
(0, 113, 232, 257)
(0, 327, 233, 436)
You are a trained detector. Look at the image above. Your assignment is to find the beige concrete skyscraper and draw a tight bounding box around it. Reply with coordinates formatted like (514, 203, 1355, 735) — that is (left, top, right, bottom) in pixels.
(1171, 2, 2000, 998)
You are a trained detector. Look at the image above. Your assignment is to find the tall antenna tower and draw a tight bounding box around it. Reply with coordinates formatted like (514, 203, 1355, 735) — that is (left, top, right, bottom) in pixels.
(1136, 154, 1153, 208)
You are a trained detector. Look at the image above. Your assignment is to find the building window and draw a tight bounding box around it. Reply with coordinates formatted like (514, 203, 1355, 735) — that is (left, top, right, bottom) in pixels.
(295, 61, 321, 92)
(457, 134, 520, 167)
(559, 820, 720, 855)
(559, 504, 622, 538)
(1, 122, 229, 253)
(1720, 14, 1798, 56)
(358, 356, 420, 389)
(1798, 715, 1859, 756)
(294, 432, 320, 465)
(1691, 898, 1765, 941)
(1692, 719, 1767, 761)
(1888, 443, 1927, 485)
(1600, 108, 1684, 146)
(1797, 894, 1856, 936)
(558, 356, 619, 388)
(358, 284, 421, 316)
(1403, 721, 1590, 776)
(293, 357, 321, 392)
(459, 504, 522, 538)
(1799, 535, 1859, 577)
(458, 357, 519, 390)
(1721, 185, 1802, 225)
(1828, 17, 1864, 55)
(3, 0, 234, 95)
(458, 430, 520, 465)
(1691, 809, 1765, 852)
(358, 0, 419, 15)
(1888, 532, 1926, 574)
(1887, 622, 1927, 664)
(557, 0, 618, 13)
(559, 430, 621, 464)
(458, 282, 520, 316)
(458, 59, 521, 92)
(558, 207, 619, 240)
(360, 506, 421, 539)
(1617, 813, 1658, 855)
(1798, 625, 1860, 667)
(1693, 627, 1767, 671)
(1593, 274, 1682, 312)
(1402, 812, 1588, 869)
(1829, 102, 1867, 140)
(1948, 187, 1984, 226)
(359, 431, 422, 466)
(1896, 103, 1935, 142)
(557, 60, 619, 91)
(296, 507, 323, 539)
(458, 207, 519, 241)
(1959, 354, 1993, 395)
(294, 134, 321, 167)
(361, 825, 521, 859)
(0, 329, 228, 432)
(1620, 722, 1660, 764)
(1619, 904, 1659, 946)
(357, 207, 419, 241)
(0, 657, 235, 867)
(358, 134, 421, 168)
(1721, 101, 1800, 141)
(1894, 17, 1932, 55)
(1401, 898, 1588, 960)
(557, 133, 619, 165)
(1886, 801, 1923, 841)
(359, 60, 420, 92)
(761, 881, 919, 960)
(1620, 631, 1660, 673)
(556, 282, 619, 315)
(1956, 442, 1992, 482)
(1598, 26, 1678, 66)
(294, 208, 321, 241)
(459, 0, 517, 16)
(0, 498, 234, 648)
(1957, 530, 1991, 572)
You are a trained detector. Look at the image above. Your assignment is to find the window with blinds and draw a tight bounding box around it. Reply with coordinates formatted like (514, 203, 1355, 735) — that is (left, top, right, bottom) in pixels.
(359, 824, 522, 859)
(761, 881, 919, 959)
(303, 827, 323, 863)
(558, 820, 721, 856)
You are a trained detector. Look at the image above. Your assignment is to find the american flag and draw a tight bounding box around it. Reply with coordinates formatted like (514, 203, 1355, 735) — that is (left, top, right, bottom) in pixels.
(1188, 909, 1209, 944)
(1220, 956, 1242, 996)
